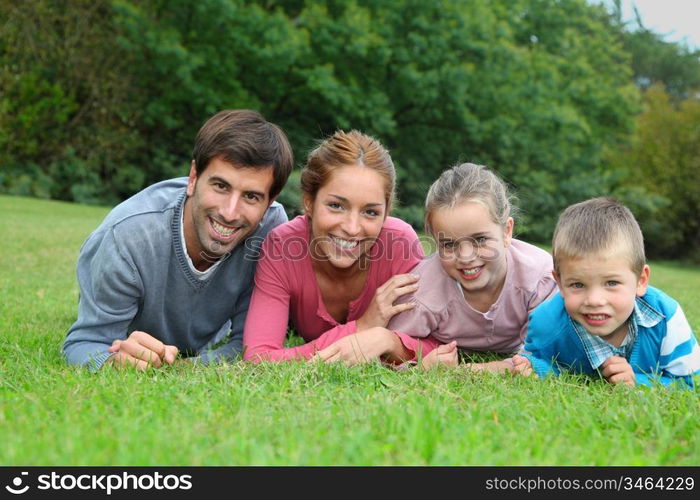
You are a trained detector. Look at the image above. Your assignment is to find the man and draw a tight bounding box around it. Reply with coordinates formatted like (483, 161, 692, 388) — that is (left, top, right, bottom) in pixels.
(62, 109, 294, 370)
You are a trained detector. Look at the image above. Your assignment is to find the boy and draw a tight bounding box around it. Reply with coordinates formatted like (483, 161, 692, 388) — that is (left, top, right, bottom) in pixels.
(512, 198, 700, 388)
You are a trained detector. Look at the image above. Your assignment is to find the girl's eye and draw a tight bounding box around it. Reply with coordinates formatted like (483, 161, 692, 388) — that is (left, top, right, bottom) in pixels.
(441, 241, 456, 250)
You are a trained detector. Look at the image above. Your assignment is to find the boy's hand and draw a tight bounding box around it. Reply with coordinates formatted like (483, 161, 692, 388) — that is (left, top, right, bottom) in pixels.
(600, 356, 635, 386)
(420, 341, 458, 370)
(511, 354, 534, 377)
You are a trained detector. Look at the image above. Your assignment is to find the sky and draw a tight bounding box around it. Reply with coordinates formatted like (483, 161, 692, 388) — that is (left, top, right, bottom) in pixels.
(603, 0, 700, 49)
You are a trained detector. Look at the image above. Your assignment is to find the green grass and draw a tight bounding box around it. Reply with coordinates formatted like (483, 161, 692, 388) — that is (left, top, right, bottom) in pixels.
(1, 194, 699, 466)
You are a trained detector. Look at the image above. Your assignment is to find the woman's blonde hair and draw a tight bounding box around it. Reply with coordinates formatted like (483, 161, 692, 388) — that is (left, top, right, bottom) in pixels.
(301, 130, 396, 211)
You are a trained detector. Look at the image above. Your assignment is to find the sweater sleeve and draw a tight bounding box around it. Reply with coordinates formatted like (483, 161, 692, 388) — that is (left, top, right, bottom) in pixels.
(520, 304, 564, 378)
(635, 305, 700, 389)
(242, 233, 358, 362)
(519, 272, 559, 342)
(388, 302, 442, 360)
(62, 228, 143, 371)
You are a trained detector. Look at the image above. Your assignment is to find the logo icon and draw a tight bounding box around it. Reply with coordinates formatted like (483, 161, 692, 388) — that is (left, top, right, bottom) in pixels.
(5, 472, 29, 495)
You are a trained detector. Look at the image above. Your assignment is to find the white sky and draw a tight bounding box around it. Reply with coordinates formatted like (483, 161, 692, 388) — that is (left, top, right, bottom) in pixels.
(605, 0, 700, 49)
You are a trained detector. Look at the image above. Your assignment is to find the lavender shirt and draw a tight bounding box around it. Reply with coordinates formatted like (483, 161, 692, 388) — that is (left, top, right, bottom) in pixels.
(388, 239, 557, 354)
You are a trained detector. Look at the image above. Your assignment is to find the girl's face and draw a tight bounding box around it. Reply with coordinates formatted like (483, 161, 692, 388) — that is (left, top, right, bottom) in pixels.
(431, 201, 513, 299)
(303, 164, 387, 271)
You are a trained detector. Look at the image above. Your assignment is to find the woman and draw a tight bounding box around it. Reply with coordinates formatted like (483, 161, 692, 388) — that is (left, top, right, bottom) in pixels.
(243, 130, 433, 363)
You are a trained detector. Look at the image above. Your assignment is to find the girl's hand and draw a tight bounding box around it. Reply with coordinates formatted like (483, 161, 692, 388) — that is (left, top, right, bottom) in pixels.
(512, 354, 534, 377)
(355, 273, 419, 331)
(600, 356, 636, 386)
(420, 341, 458, 370)
(312, 327, 398, 366)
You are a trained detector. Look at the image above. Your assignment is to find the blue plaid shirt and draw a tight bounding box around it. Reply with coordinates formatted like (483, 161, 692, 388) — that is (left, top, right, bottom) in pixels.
(572, 297, 664, 369)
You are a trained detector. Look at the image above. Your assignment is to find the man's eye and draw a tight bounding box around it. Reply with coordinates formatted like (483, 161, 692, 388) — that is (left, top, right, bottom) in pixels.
(244, 193, 260, 202)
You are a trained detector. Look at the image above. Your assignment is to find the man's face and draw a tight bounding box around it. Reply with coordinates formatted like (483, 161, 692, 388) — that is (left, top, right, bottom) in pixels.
(184, 157, 274, 269)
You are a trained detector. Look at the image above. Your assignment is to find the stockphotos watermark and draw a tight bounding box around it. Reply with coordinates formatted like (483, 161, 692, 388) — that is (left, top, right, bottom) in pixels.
(4, 471, 192, 495)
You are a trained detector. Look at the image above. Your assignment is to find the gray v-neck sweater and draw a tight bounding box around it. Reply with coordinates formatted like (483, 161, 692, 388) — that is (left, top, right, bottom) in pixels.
(62, 177, 287, 369)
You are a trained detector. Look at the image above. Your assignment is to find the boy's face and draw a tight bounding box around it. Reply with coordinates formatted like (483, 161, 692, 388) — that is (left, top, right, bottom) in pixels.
(554, 251, 650, 347)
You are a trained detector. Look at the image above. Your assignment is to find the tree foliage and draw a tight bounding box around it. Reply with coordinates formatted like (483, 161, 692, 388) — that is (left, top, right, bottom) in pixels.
(610, 86, 700, 261)
(1, 0, 697, 252)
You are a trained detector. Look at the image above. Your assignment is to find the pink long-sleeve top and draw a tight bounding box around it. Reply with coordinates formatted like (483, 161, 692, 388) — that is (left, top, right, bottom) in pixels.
(243, 215, 425, 361)
(387, 239, 557, 356)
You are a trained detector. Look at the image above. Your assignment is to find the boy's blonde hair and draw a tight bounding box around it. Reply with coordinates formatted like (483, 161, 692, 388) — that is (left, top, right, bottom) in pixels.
(424, 163, 514, 234)
(552, 197, 646, 275)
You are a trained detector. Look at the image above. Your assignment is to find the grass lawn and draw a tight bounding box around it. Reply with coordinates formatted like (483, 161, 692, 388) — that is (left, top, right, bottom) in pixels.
(0, 194, 698, 466)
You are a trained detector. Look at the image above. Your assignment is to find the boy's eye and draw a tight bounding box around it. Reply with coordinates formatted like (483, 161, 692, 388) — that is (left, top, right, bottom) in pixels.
(475, 236, 487, 244)
(570, 282, 584, 289)
(605, 280, 620, 287)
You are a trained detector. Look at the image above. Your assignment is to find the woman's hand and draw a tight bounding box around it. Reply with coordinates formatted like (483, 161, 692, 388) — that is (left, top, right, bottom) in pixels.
(313, 327, 403, 366)
(355, 273, 419, 331)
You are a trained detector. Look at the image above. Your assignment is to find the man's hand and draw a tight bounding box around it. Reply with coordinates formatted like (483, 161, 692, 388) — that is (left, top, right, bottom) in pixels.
(355, 274, 419, 331)
(312, 327, 398, 366)
(420, 341, 458, 370)
(106, 330, 178, 371)
(511, 354, 535, 377)
(600, 356, 635, 386)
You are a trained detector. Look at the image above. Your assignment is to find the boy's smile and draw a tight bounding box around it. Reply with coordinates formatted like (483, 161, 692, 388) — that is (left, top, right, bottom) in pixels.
(555, 250, 650, 346)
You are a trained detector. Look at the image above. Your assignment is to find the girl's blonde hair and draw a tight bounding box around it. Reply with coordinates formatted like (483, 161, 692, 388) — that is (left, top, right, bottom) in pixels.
(424, 163, 514, 233)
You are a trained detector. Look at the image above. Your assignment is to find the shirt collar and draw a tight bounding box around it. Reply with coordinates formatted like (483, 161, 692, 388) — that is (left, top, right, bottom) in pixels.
(571, 295, 664, 369)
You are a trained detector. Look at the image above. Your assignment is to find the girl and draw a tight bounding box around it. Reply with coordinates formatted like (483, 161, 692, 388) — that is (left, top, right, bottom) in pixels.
(243, 131, 425, 363)
(385, 163, 557, 370)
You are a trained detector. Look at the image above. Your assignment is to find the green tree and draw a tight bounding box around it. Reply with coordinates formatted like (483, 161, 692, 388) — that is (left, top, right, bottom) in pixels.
(611, 86, 700, 261)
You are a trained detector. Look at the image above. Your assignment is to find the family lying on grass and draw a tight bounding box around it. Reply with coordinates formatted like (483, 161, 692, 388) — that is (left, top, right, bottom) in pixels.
(62, 109, 700, 388)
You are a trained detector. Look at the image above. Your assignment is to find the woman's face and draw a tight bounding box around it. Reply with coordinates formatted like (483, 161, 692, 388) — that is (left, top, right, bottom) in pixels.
(304, 164, 388, 270)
